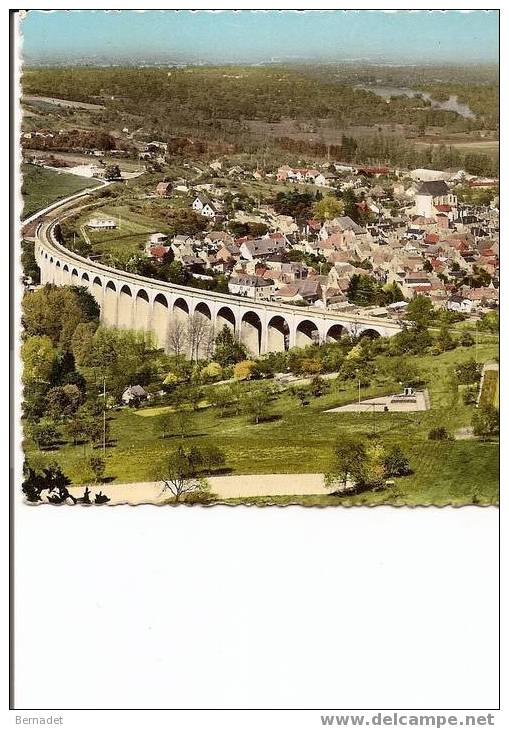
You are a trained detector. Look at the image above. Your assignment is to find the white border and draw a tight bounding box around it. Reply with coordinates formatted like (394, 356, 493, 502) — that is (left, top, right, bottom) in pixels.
(5, 3, 505, 723)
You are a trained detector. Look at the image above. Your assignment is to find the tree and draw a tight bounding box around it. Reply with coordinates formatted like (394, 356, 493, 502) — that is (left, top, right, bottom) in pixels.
(157, 413, 174, 439)
(460, 332, 474, 348)
(21, 335, 58, 385)
(160, 446, 209, 503)
(383, 446, 411, 477)
(477, 311, 498, 334)
(29, 418, 60, 450)
(167, 319, 189, 359)
(201, 361, 223, 382)
(22, 284, 100, 348)
(383, 357, 423, 389)
(104, 164, 121, 180)
(21, 239, 40, 285)
(83, 414, 109, 449)
(186, 314, 212, 362)
(472, 405, 499, 439)
(185, 385, 203, 411)
(455, 359, 482, 385)
(362, 441, 387, 488)
(89, 456, 106, 483)
(390, 326, 433, 356)
(87, 327, 158, 398)
(214, 326, 247, 367)
(405, 295, 434, 329)
(174, 409, 192, 440)
(310, 375, 328, 397)
(200, 445, 226, 474)
(436, 325, 455, 352)
(66, 412, 90, 445)
(312, 195, 344, 222)
(243, 385, 272, 424)
(296, 389, 310, 407)
(45, 384, 83, 420)
(324, 435, 366, 492)
(347, 273, 381, 306)
(71, 321, 98, 366)
(209, 386, 234, 417)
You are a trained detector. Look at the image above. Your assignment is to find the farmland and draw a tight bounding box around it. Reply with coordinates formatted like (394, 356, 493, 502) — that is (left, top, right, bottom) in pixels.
(21, 163, 101, 219)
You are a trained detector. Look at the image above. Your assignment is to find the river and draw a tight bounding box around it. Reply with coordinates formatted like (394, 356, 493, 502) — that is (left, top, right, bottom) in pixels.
(355, 84, 475, 119)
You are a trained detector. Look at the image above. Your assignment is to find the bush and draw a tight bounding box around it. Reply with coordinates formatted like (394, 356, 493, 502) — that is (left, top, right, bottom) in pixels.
(383, 446, 411, 477)
(428, 426, 452, 441)
(29, 418, 60, 450)
(472, 405, 499, 439)
(233, 360, 256, 381)
(310, 375, 329, 397)
(455, 359, 482, 385)
(201, 361, 223, 382)
(460, 332, 475, 347)
(462, 386, 478, 405)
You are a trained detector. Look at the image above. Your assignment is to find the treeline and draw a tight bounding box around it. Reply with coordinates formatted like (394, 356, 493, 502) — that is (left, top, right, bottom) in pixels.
(276, 134, 498, 177)
(22, 128, 119, 152)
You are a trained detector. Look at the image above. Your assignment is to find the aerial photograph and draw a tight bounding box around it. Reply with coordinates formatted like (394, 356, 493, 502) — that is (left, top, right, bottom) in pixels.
(18, 9, 499, 506)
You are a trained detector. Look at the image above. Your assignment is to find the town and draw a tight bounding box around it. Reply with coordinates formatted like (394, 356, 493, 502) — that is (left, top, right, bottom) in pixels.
(23, 144, 499, 323)
(20, 63, 499, 507)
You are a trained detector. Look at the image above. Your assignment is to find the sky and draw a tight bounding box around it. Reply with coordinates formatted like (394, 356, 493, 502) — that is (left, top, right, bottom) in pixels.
(20, 9, 499, 65)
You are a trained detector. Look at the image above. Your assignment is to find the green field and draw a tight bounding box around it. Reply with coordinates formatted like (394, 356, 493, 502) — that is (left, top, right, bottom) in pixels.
(21, 163, 102, 219)
(76, 204, 172, 257)
(25, 341, 499, 506)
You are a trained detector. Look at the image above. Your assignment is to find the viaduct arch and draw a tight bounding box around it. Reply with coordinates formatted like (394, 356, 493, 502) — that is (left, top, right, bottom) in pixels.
(35, 217, 402, 357)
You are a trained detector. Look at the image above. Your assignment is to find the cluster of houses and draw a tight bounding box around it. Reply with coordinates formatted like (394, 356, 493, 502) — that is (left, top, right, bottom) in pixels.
(44, 151, 476, 321)
(140, 160, 499, 320)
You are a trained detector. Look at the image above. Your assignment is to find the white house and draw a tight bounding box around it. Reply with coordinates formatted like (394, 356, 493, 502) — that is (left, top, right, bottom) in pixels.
(447, 295, 474, 314)
(87, 217, 117, 230)
(192, 195, 217, 218)
(121, 385, 148, 405)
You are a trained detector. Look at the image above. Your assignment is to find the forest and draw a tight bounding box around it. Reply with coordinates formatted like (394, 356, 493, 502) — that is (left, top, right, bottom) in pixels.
(22, 65, 498, 134)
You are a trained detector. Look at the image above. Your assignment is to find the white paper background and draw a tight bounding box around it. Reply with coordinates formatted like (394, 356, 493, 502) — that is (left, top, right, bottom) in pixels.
(5, 1, 504, 721)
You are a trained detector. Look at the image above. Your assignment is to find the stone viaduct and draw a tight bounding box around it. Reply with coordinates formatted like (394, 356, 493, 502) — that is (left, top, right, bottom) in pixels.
(35, 218, 402, 358)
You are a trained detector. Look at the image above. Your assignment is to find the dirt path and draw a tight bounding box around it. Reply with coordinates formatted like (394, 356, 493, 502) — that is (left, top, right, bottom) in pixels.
(68, 473, 327, 505)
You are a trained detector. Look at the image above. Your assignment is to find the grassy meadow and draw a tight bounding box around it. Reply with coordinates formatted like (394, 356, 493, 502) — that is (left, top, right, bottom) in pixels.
(21, 163, 101, 219)
(24, 339, 499, 506)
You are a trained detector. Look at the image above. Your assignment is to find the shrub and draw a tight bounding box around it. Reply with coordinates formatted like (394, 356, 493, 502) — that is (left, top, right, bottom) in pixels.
(201, 361, 223, 382)
(462, 386, 478, 405)
(455, 359, 482, 385)
(310, 375, 329, 398)
(383, 446, 411, 477)
(472, 405, 499, 439)
(428, 426, 451, 441)
(233, 359, 256, 381)
(460, 332, 474, 347)
(29, 418, 60, 450)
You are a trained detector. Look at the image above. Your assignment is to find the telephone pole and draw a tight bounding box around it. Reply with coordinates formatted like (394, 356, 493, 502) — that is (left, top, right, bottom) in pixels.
(102, 377, 106, 457)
